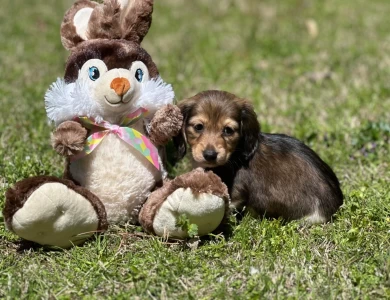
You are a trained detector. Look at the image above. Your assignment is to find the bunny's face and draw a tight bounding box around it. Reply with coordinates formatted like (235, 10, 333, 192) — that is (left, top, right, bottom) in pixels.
(64, 39, 158, 114)
(88, 59, 149, 112)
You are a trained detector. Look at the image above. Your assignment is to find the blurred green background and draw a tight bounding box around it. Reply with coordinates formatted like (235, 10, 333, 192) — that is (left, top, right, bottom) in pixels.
(0, 0, 389, 298)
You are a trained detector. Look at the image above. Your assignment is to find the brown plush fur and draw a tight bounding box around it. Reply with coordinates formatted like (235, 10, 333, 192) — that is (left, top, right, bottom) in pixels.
(61, 0, 98, 50)
(51, 121, 88, 156)
(138, 179, 173, 233)
(4, 176, 108, 232)
(87, 0, 123, 40)
(121, 0, 154, 43)
(64, 39, 159, 83)
(139, 168, 230, 234)
(175, 90, 343, 222)
(148, 104, 183, 146)
(61, 0, 153, 49)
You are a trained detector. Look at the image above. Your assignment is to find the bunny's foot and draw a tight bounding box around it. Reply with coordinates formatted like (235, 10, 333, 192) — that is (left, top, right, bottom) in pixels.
(139, 168, 230, 238)
(3, 176, 107, 248)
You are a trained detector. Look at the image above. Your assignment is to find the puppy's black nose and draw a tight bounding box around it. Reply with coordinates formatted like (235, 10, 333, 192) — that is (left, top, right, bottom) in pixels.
(203, 149, 218, 161)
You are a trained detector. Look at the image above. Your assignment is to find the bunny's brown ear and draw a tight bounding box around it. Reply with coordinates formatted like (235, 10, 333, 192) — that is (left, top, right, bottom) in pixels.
(60, 0, 98, 50)
(121, 0, 154, 44)
(86, 0, 123, 40)
(60, 0, 154, 50)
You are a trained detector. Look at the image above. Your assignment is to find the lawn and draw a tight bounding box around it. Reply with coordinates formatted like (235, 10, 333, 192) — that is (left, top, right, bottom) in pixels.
(1, 0, 390, 298)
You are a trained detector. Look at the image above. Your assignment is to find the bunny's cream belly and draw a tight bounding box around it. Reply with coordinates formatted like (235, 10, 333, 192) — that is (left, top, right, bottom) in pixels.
(69, 134, 161, 224)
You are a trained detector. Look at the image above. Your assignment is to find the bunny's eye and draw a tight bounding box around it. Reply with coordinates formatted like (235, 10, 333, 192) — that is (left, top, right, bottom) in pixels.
(135, 68, 144, 82)
(88, 66, 100, 81)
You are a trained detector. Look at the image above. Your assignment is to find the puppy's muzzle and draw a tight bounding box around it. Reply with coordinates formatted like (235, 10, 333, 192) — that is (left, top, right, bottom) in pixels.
(203, 149, 218, 162)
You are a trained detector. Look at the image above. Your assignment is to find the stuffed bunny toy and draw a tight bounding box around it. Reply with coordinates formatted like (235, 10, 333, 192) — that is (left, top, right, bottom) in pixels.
(3, 0, 229, 248)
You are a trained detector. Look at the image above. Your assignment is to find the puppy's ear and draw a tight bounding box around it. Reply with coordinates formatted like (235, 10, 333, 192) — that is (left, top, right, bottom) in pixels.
(172, 98, 197, 159)
(172, 127, 187, 160)
(239, 100, 260, 159)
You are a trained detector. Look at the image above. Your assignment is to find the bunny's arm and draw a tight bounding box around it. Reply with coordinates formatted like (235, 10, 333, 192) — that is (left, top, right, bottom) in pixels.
(51, 121, 87, 156)
(147, 104, 183, 146)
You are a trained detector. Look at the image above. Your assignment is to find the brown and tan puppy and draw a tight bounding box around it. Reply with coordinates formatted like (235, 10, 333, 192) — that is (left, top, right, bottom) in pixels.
(175, 90, 343, 223)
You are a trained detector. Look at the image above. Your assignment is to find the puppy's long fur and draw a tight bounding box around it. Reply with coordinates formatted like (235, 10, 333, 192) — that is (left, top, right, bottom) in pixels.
(175, 90, 343, 223)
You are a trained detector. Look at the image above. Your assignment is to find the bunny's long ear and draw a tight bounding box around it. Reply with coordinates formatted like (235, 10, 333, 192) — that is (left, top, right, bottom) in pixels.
(87, 0, 123, 40)
(120, 0, 154, 44)
(60, 0, 98, 50)
(60, 0, 154, 49)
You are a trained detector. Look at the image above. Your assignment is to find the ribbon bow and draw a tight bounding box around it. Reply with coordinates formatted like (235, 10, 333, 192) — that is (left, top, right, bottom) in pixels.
(71, 107, 160, 170)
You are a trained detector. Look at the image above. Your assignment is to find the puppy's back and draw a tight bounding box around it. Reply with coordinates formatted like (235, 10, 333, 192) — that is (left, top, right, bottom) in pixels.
(238, 133, 343, 222)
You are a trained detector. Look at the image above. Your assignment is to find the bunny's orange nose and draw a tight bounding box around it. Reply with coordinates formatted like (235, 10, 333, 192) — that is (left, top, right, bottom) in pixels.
(110, 78, 130, 96)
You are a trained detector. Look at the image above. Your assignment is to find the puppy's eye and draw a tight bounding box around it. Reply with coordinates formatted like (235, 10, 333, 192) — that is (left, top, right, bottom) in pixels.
(88, 66, 100, 81)
(223, 126, 234, 136)
(193, 124, 204, 133)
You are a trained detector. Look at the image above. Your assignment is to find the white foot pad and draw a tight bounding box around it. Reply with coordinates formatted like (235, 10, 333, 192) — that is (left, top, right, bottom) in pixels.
(12, 183, 99, 248)
(153, 188, 225, 238)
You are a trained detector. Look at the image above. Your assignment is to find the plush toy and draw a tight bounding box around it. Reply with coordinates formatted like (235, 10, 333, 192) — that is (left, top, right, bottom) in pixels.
(3, 0, 229, 248)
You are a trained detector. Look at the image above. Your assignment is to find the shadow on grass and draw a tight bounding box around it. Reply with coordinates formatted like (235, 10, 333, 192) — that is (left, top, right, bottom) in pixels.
(14, 240, 45, 253)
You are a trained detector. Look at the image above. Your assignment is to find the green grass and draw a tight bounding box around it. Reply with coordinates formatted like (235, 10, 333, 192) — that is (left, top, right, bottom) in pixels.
(1, 0, 390, 298)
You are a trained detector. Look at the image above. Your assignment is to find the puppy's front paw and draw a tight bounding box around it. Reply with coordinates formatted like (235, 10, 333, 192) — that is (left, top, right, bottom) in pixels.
(51, 121, 87, 156)
(148, 104, 183, 146)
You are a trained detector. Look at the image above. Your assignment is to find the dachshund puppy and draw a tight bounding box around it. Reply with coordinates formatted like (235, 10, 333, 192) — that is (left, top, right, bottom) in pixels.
(175, 90, 343, 223)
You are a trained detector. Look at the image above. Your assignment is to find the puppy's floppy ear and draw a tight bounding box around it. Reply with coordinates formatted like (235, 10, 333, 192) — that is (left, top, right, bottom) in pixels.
(238, 100, 260, 159)
(172, 127, 187, 160)
(172, 98, 197, 159)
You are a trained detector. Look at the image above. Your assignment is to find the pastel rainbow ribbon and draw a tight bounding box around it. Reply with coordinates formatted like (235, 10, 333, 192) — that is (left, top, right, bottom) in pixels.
(71, 107, 160, 170)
